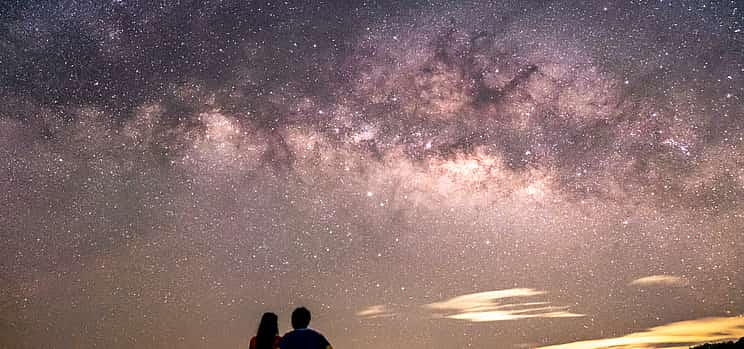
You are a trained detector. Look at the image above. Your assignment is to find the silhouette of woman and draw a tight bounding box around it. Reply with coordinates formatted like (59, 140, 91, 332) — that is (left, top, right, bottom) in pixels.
(249, 312, 281, 349)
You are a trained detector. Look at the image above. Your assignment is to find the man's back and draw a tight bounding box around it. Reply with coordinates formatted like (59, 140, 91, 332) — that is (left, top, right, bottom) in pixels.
(278, 328, 331, 349)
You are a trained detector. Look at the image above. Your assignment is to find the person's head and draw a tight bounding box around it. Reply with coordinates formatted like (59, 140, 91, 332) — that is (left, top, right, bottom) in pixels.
(256, 312, 279, 341)
(291, 307, 311, 329)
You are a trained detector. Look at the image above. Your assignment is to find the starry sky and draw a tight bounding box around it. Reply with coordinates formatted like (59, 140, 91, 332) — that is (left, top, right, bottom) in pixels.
(1, 1, 743, 348)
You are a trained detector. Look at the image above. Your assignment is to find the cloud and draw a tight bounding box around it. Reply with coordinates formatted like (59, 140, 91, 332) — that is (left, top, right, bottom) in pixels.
(537, 316, 744, 349)
(356, 305, 397, 319)
(629, 275, 688, 287)
(425, 288, 584, 322)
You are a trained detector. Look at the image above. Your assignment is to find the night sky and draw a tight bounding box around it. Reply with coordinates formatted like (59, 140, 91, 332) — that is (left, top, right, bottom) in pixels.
(1, 1, 743, 348)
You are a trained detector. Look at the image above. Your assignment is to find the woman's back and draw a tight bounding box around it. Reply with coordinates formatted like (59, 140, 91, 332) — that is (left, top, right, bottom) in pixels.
(249, 335, 281, 349)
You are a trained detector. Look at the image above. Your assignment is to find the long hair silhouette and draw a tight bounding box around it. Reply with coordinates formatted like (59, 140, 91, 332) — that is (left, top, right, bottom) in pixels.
(255, 312, 279, 349)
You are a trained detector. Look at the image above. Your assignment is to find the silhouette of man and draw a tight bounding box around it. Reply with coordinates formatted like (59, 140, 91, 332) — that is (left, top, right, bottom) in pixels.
(278, 307, 333, 349)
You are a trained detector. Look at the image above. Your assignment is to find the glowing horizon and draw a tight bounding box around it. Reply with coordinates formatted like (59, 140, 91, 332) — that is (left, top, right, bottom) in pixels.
(538, 316, 744, 349)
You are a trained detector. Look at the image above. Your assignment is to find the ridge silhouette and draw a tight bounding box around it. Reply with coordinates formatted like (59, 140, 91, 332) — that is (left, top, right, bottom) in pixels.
(690, 337, 744, 349)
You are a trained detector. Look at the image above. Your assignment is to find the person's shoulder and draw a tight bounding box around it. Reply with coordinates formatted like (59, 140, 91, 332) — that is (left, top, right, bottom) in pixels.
(279, 330, 296, 342)
(310, 329, 330, 345)
(277, 333, 289, 348)
(282, 329, 297, 337)
(307, 329, 329, 341)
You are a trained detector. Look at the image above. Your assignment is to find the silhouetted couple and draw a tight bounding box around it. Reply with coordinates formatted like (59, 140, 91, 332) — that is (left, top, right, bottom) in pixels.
(250, 307, 333, 349)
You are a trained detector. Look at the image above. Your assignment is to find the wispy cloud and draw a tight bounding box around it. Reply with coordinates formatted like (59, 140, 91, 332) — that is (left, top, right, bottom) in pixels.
(629, 275, 688, 287)
(356, 305, 397, 319)
(425, 288, 584, 322)
(537, 316, 744, 349)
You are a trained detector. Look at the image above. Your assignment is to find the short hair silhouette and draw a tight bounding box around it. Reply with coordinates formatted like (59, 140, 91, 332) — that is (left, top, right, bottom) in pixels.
(291, 307, 311, 329)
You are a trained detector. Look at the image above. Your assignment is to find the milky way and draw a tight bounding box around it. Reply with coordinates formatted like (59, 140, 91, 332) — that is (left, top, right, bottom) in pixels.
(1, 1, 743, 348)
